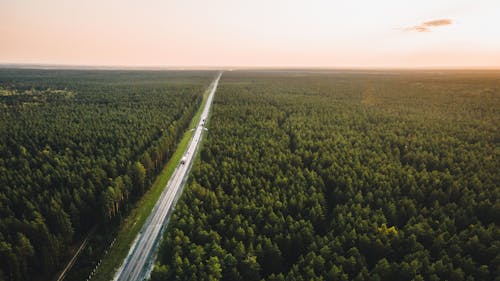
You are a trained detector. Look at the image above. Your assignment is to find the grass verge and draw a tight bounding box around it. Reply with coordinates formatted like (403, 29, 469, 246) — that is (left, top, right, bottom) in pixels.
(92, 77, 214, 281)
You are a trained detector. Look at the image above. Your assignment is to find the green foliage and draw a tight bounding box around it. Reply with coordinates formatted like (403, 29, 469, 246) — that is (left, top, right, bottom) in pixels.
(154, 70, 499, 280)
(0, 69, 213, 280)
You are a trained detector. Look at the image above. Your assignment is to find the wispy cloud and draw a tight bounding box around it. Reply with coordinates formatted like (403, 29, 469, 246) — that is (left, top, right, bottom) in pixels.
(405, 26, 431, 32)
(422, 19, 452, 27)
(404, 18, 452, 32)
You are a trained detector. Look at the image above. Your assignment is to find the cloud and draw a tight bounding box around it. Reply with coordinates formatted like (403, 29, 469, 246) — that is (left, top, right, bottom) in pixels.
(405, 26, 431, 32)
(404, 18, 452, 32)
(422, 19, 452, 27)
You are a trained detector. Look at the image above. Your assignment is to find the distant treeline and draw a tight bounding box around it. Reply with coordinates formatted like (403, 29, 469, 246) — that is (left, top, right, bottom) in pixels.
(0, 69, 213, 281)
(153, 71, 499, 281)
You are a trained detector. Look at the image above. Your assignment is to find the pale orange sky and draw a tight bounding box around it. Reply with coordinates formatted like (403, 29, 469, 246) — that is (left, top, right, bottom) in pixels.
(1, 0, 499, 68)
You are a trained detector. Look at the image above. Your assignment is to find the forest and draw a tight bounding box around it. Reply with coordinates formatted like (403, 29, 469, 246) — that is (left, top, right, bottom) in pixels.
(0, 69, 214, 281)
(152, 70, 499, 281)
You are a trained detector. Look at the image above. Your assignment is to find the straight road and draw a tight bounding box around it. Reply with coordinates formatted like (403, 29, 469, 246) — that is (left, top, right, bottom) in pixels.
(113, 72, 223, 281)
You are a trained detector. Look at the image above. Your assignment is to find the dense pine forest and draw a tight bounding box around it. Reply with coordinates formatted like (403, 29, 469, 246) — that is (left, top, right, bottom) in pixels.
(0, 69, 213, 281)
(153, 71, 499, 281)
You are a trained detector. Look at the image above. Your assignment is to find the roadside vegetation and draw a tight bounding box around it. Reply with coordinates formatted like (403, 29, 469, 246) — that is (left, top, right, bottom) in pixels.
(0, 69, 213, 281)
(89, 73, 215, 281)
(153, 70, 499, 281)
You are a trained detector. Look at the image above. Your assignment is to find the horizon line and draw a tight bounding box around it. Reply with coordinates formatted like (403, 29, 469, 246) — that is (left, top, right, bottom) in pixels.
(1, 63, 499, 71)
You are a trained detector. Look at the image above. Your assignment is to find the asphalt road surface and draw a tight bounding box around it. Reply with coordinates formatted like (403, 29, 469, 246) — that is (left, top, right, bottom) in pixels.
(113, 72, 223, 281)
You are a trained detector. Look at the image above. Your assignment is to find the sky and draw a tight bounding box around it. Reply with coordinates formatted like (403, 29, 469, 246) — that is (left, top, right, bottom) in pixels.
(1, 0, 499, 68)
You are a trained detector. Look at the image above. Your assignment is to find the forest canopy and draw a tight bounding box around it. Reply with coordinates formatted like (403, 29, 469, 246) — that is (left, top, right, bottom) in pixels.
(153, 70, 499, 281)
(0, 69, 214, 281)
